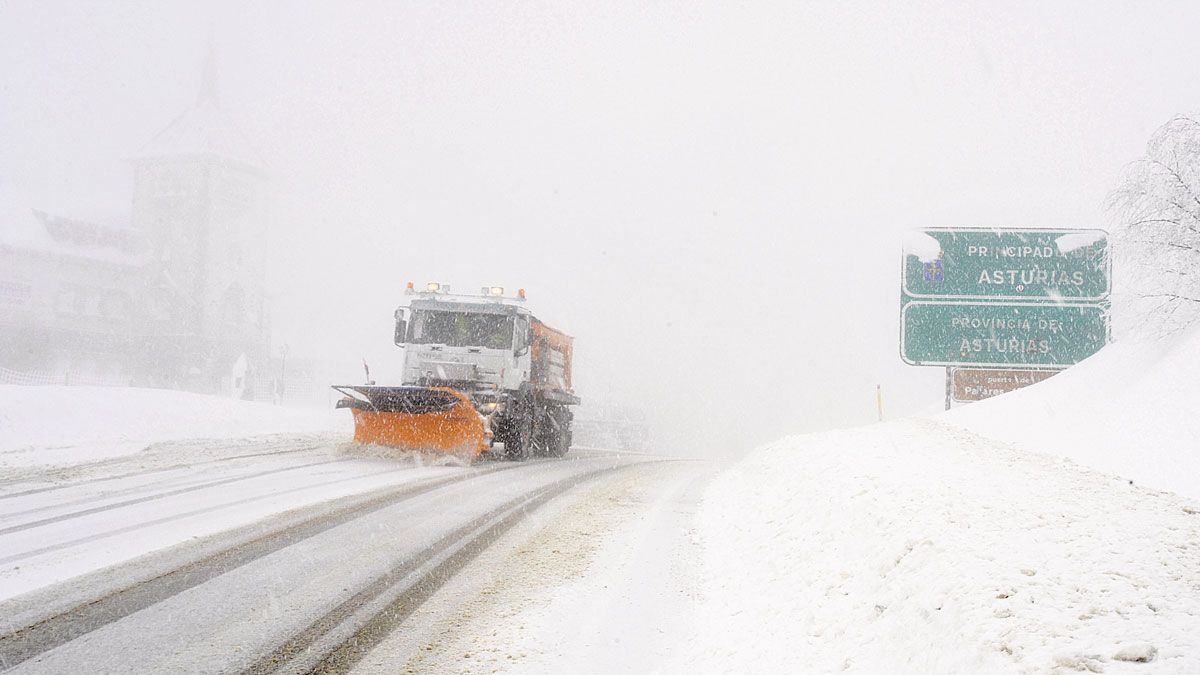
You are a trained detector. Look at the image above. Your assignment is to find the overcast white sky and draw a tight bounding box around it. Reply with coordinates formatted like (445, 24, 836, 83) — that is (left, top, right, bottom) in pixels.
(3, 1, 1198, 454)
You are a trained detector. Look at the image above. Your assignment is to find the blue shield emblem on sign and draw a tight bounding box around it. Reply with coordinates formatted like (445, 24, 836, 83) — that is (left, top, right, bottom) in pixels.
(923, 258, 944, 282)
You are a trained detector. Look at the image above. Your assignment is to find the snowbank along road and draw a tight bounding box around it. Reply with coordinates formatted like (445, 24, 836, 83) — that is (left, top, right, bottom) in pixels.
(690, 417, 1200, 674)
(0, 437, 677, 673)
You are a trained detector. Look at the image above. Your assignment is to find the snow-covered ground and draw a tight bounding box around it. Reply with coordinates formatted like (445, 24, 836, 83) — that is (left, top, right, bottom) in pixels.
(0, 451, 461, 603)
(5, 330, 1200, 673)
(691, 419, 1198, 673)
(688, 330, 1200, 673)
(0, 384, 386, 607)
(1, 451, 648, 674)
(946, 326, 1200, 501)
(0, 385, 349, 474)
(359, 460, 710, 674)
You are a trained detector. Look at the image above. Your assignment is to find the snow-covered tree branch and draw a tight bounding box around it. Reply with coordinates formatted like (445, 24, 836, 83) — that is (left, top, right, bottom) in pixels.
(1109, 115, 1200, 334)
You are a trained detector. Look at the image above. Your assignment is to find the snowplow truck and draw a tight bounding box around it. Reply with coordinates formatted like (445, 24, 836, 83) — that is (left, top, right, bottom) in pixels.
(332, 283, 579, 461)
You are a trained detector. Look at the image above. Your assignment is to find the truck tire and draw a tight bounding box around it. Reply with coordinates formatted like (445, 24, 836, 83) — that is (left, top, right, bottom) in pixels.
(537, 405, 571, 458)
(545, 428, 570, 457)
(503, 399, 535, 461)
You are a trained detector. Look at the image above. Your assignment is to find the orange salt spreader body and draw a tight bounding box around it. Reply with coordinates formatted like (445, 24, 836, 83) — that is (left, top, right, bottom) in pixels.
(333, 385, 492, 460)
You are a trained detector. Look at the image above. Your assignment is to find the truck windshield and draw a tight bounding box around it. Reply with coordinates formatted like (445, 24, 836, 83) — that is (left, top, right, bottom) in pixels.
(408, 310, 514, 349)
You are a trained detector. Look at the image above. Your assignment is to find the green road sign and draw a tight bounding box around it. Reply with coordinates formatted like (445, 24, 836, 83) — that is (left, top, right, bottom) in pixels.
(901, 301, 1108, 367)
(903, 228, 1110, 301)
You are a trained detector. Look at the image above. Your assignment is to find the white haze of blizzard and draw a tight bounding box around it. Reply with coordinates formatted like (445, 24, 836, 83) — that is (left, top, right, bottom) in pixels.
(5, 3, 1200, 456)
(944, 326, 1200, 501)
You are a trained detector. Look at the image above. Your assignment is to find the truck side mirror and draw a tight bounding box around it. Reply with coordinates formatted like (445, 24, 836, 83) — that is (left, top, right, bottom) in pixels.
(394, 308, 408, 346)
(514, 320, 531, 356)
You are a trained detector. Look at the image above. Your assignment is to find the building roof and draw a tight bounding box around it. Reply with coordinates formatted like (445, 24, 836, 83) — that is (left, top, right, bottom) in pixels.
(0, 194, 145, 267)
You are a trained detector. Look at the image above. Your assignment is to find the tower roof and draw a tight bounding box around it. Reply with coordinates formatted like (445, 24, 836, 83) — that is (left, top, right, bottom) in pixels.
(136, 34, 267, 171)
(197, 29, 219, 107)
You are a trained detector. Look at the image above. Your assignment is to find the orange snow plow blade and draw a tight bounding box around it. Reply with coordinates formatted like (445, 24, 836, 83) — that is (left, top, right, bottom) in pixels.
(332, 385, 490, 459)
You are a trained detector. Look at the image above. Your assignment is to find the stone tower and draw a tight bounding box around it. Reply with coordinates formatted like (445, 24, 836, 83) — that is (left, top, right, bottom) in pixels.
(130, 34, 269, 395)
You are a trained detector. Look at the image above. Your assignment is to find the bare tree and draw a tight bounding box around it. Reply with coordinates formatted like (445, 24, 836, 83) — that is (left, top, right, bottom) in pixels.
(1109, 115, 1200, 335)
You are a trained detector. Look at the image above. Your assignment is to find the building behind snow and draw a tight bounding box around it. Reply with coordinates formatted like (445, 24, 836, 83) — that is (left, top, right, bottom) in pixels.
(0, 39, 270, 398)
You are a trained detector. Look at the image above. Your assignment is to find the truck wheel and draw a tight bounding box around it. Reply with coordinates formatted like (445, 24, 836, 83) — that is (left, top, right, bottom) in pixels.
(504, 402, 535, 461)
(539, 407, 571, 458)
(545, 429, 570, 457)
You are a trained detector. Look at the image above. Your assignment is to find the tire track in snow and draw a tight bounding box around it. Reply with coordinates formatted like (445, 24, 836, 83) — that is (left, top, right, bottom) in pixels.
(0, 453, 331, 520)
(0, 462, 450, 567)
(0, 458, 351, 535)
(0, 463, 523, 670)
(0, 438, 333, 500)
(242, 463, 644, 675)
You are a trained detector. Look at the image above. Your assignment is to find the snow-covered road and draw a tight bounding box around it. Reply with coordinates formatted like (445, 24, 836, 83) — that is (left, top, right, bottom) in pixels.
(0, 440, 666, 673)
(363, 459, 713, 674)
(0, 440, 460, 604)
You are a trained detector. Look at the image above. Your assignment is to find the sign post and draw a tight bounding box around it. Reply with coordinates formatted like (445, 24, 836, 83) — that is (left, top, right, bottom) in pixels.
(901, 228, 1110, 406)
(944, 367, 951, 411)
